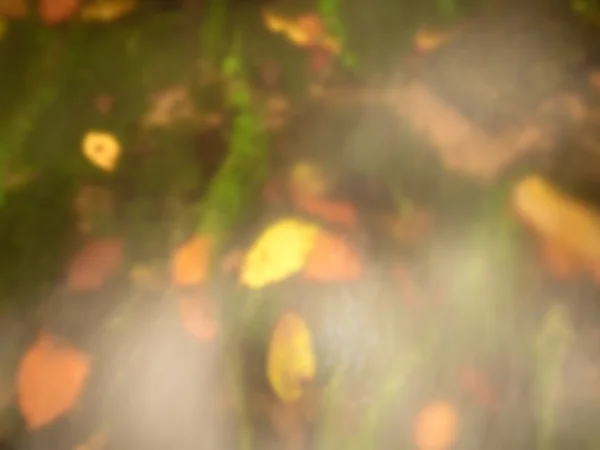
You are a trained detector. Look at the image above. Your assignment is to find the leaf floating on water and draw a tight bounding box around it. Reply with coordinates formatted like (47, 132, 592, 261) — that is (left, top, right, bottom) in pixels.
(302, 229, 362, 282)
(17, 331, 91, 431)
(267, 312, 316, 404)
(413, 400, 459, 450)
(81, 131, 121, 172)
(240, 218, 319, 289)
(66, 237, 124, 292)
(40, 0, 79, 24)
(80, 0, 137, 22)
(171, 235, 213, 287)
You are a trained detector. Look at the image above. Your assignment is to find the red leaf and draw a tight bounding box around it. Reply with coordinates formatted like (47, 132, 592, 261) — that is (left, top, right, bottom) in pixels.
(303, 230, 362, 282)
(66, 237, 124, 292)
(39, 0, 79, 25)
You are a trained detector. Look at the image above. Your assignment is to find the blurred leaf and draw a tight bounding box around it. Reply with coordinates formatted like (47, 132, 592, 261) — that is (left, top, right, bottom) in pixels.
(170, 235, 213, 286)
(267, 311, 316, 403)
(240, 218, 319, 290)
(17, 332, 90, 431)
(66, 237, 124, 292)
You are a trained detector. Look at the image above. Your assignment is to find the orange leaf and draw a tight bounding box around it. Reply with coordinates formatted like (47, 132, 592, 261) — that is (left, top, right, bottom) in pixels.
(458, 366, 499, 411)
(296, 13, 324, 44)
(66, 237, 124, 292)
(293, 194, 357, 228)
(171, 235, 213, 286)
(17, 331, 90, 430)
(413, 400, 459, 450)
(303, 230, 362, 282)
(39, 0, 79, 24)
(178, 294, 218, 342)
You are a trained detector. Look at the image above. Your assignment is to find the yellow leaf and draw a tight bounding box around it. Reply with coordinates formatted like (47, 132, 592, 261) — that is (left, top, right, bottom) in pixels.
(261, 9, 340, 53)
(81, 131, 121, 172)
(267, 312, 316, 403)
(512, 175, 600, 275)
(240, 218, 319, 289)
(80, 0, 137, 22)
(262, 9, 290, 33)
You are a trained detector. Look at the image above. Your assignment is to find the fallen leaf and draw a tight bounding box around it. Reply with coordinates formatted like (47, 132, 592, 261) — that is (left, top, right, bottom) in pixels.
(261, 9, 340, 53)
(240, 218, 319, 289)
(178, 294, 218, 342)
(413, 400, 459, 450)
(267, 312, 316, 403)
(458, 366, 499, 410)
(512, 175, 600, 281)
(293, 195, 358, 228)
(302, 229, 362, 282)
(171, 235, 213, 286)
(17, 331, 90, 430)
(0, 0, 27, 19)
(295, 14, 323, 44)
(81, 131, 121, 172)
(39, 0, 79, 24)
(66, 237, 124, 292)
